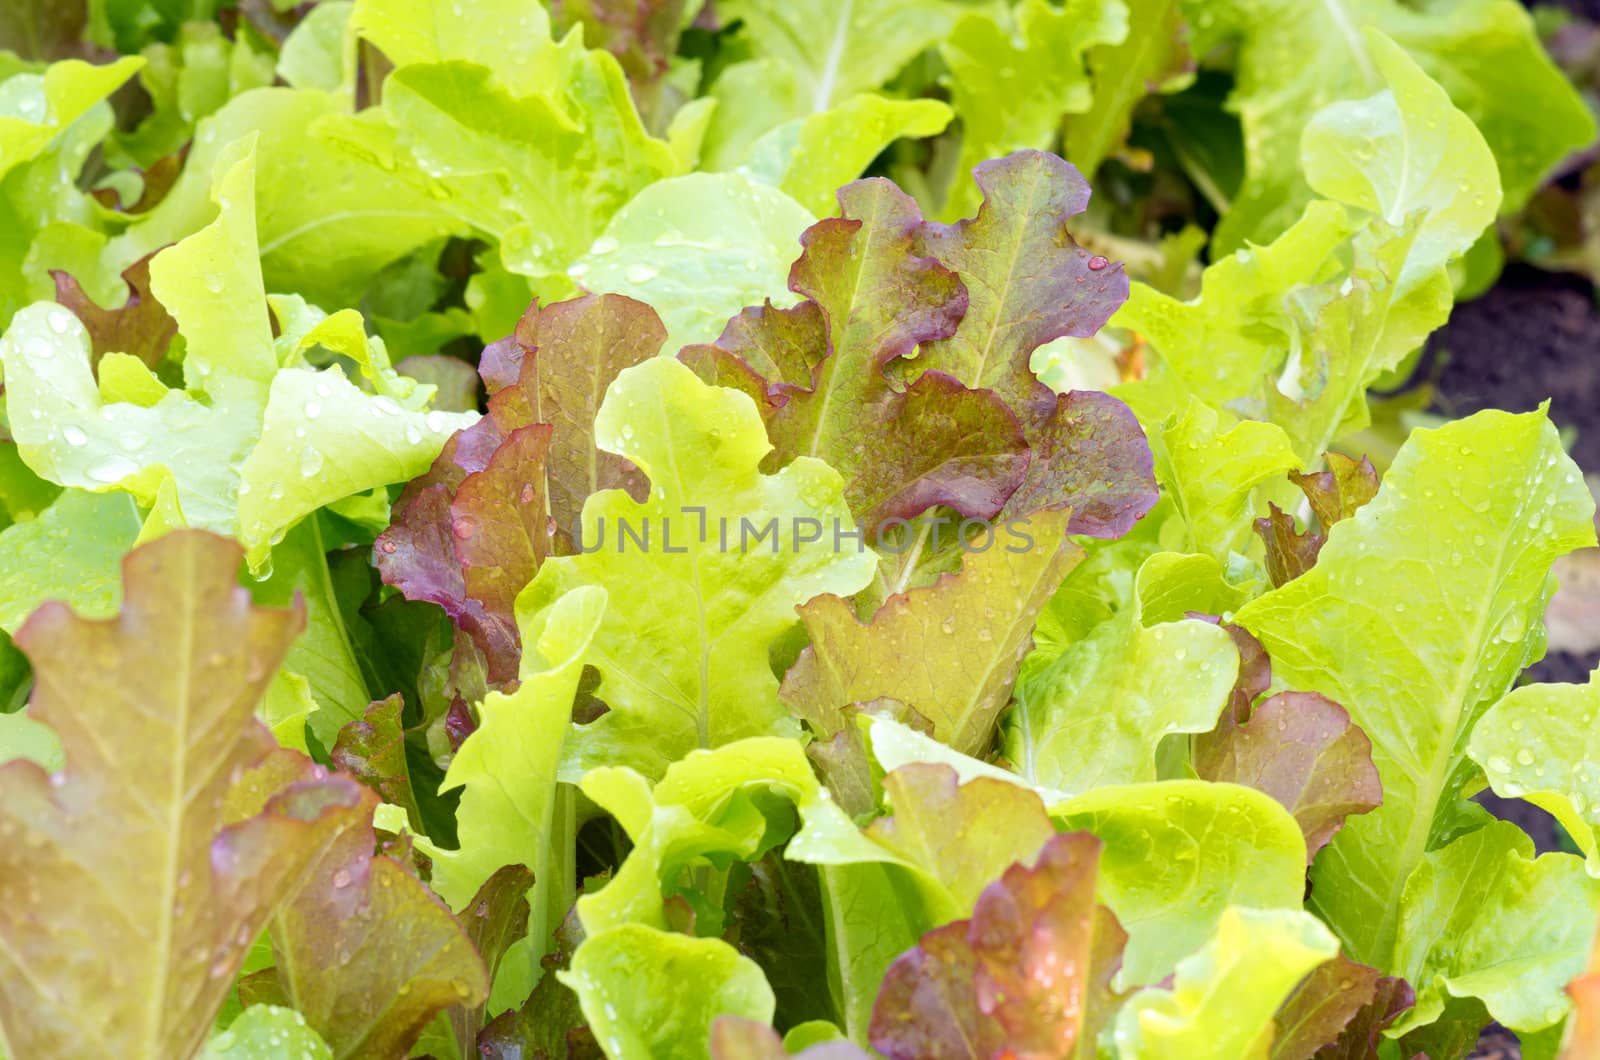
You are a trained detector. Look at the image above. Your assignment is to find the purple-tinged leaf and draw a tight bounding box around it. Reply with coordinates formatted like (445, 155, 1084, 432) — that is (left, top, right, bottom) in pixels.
(51, 254, 178, 371)
(1270, 953, 1414, 1060)
(724, 853, 833, 1029)
(551, 0, 686, 91)
(1292, 454, 1380, 531)
(1194, 693, 1382, 862)
(483, 294, 662, 530)
(908, 151, 1125, 407)
(868, 832, 1126, 1060)
(477, 906, 598, 1059)
(330, 694, 422, 832)
(1003, 389, 1158, 538)
(449, 864, 535, 1057)
(901, 151, 1154, 538)
(1256, 503, 1325, 587)
(454, 423, 555, 624)
(1256, 455, 1379, 587)
(805, 699, 931, 817)
(380, 296, 665, 683)
(229, 749, 490, 1060)
(761, 178, 1029, 528)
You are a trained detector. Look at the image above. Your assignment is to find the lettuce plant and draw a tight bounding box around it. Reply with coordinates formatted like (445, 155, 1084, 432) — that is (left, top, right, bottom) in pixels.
(0, 2, 1598, 1059)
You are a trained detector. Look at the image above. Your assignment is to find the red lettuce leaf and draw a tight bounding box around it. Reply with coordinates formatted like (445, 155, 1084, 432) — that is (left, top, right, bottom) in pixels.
(378, 294, 662, 684)
(1190, 623, 1383, 861)
(330, 693, 422, 831)
(449, 864, 536, 1057)
(228, 749, 490, 1059)
(51, 253, 178, 371)
(1270, 953, 1415, 1060)
(868, 831, 1127, 1060)
(0, 531, 361, 1059)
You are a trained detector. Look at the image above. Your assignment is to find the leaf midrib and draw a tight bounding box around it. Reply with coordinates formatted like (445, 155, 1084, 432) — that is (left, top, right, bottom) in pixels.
(145, 546, 197, 1057)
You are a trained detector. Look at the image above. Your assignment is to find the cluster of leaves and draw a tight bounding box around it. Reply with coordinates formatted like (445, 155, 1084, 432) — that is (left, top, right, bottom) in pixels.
(2, 1, 1600, 1059)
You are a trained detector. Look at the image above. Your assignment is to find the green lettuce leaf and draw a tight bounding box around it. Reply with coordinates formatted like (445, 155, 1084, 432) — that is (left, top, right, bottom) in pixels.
(843, 725, 1311, 989)
(937, 0, 1125, 219)
(1235, 409, 1595, 1005)
(111, 20, 275, 167)
(1148, 400, 1298, 564)
(1388, 821, 1599, 1038)
(107, 85, 460, 310)
(520, 356, 876, 777)
(1, 141, 474, 567)
(0, 488, 140, 632)
(1052, 780, 1307, 986)
(1112, 907, 1339, 1059)
(560, 923, 775, 1060)
(1189, 0, 1592, 251)
(0, 55, 144, 321)
(1117, 38, 1501, 462)
(426, 586, 602, 923)
(739, 95, 952, 218)
(1006, 599, 1239, 796)
(1471, 666, 1600, 876)
(201, 1006, 332, 1060)
(576, 737, 835, 934)
(719, 0, 958, 115)
(569, 172, 815, 353)
(1066, 0, 1192, 177)
(347, 0, 680, 283)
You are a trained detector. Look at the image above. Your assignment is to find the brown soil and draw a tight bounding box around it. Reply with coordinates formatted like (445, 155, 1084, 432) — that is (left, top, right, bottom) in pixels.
(1431, 265, 1600, 473)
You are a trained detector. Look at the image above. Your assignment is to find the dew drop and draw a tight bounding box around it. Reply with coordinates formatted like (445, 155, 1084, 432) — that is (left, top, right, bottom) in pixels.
(86, 456, 138, 483)
(426, 411, 448, 433)
(332, 868, 352, 889)
(300, 447, 325, 477)
(1516, 747, 1536, 766)
(1087, 255, 1110, 271)
(303, 400, 322, 420)
(625, 263, 659, 284)
(62, 426, 87, 447)
(589, 236, 619, 256)
(373, 396, 401, 416)
(46, 308, 72, 334)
